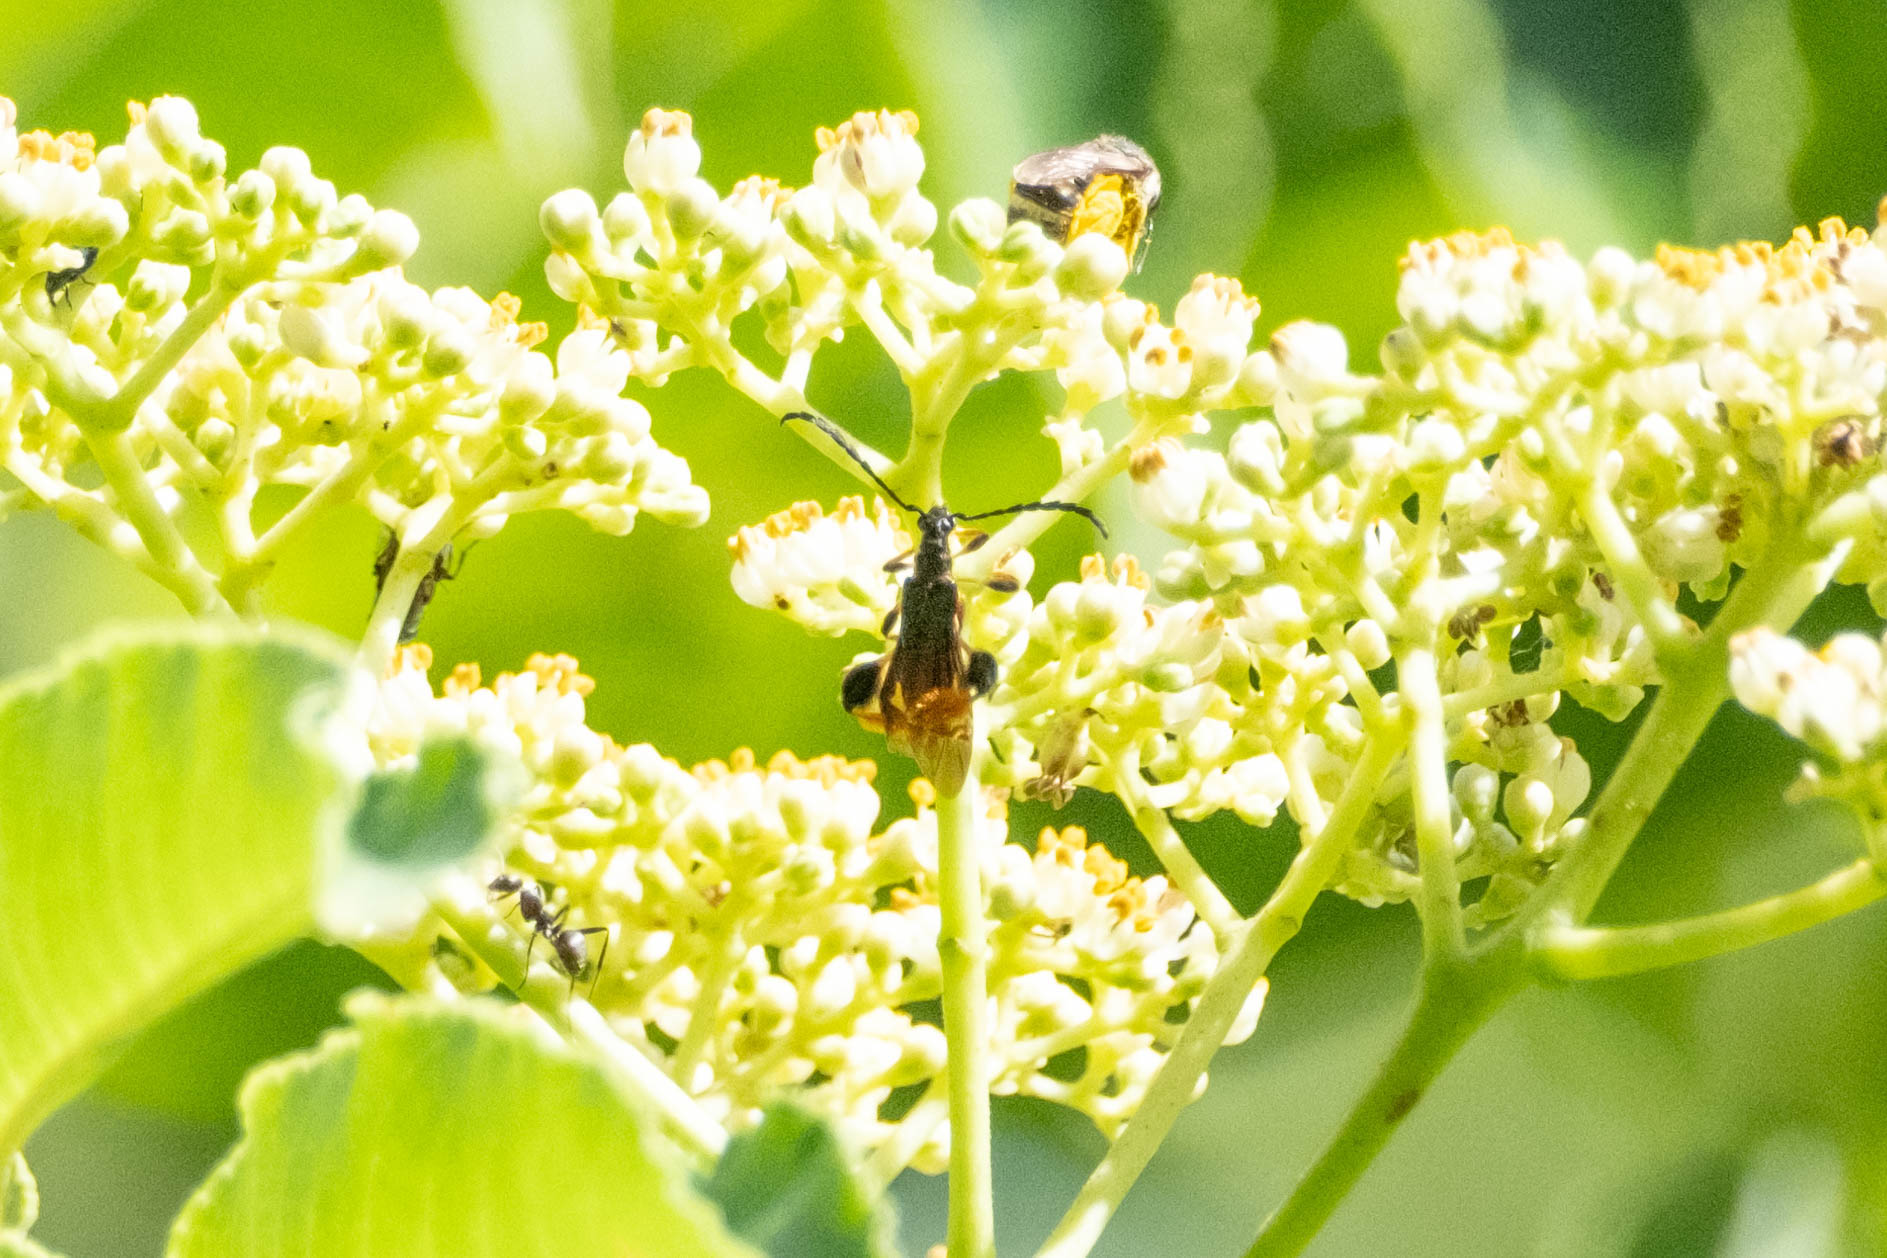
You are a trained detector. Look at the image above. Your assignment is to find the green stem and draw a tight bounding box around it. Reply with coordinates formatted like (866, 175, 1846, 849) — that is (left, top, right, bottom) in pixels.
(1034, 736, 1399, 1258)
(1246, 541, 1841, 1256)
(95, 279, 243, 432)
(936, 762, 995, 1258)
(1111, 755, 1239, 939)
(86, 426, 229, 617)
(1532, 857, 1886, 981)
(1510, 541, 1831, 928)
(431, 898, 726, 1161)
(1244, 953, 1524, 1258)
(1400, 645, 1465, 958)
(357, 531, 444, 675)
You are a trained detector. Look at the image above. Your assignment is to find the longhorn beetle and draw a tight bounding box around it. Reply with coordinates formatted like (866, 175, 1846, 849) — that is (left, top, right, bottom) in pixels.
(784, 411, 1106, 797)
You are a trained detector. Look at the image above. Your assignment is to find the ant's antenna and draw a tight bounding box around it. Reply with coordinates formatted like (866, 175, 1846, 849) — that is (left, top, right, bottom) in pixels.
(956, 499, 1109, 538)
(782, 412, 919, 514)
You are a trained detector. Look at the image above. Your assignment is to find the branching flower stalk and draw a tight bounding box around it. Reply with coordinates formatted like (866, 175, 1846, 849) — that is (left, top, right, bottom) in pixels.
(8, 94, 1887, 1258)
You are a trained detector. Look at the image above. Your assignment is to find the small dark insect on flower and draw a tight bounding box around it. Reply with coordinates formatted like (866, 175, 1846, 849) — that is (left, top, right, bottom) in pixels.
(1814, 417, 1874, 469)
(488, 874, 610, 1000)
(1447, 604, 1498, 641)
(1592, 570, 1615, 601)
(1008, 135, 1162, 272)
(1716, 493, 1744, 543)
(783, 411, 1106, 797)
(371, 532, 467, 645)
(44, 245, 99, 307)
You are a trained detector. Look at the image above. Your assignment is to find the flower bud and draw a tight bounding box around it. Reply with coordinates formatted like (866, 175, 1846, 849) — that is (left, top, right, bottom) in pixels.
(286, 175, 337, 224)
(332, 194, 374, 238)
(144, 96, 202, 163)
(1345, 618, 1390, 671)
(1407, 417, 1466, 472)
(781, 186, 835, 251)
(601, 191, 651, 246)
(1235, 350, 1279, 406)
(421, 326, 472, 378)
(550, 725, 605, 788)
(499, 353, 556, 423)
(1056, 233, 1129, 301)
(1228, 420, 1285, 495)
(228, 169, 276, 220)
(193, 416, 234, 464)
(348, 210, 418, 273)
(64, 197, 130, 248)
(0, 173, 43, 235)
(1452, 763, 1499, 823)
(1587, 245, 1635, 307)
(540, 188, 600, 254)
(581, 431, 637, 482)
(228, 322, 269, 369)
(124, 262, 189, 313)
(623, 107, 701, 197)
(186, 140, 226, 185)
(947, 197, 1005, 255)
(888, 194, 937, 246)
(1503, 776, 1555, 842)
(259, 146, 313, 188)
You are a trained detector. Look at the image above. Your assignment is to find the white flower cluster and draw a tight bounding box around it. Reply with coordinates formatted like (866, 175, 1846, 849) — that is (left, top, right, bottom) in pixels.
(541, 107, 1276, 438)
(373, 650, 1248, 1165)
(695, 112, 1887, 924)
(1731, 626, 1887, 831)
(728, 496, 911, 635)
(0, 96, 706, 621)
(1732, 627, 1887, 763)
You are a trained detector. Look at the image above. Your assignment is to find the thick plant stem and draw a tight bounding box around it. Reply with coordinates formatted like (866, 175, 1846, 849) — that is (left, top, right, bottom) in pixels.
(1034, 736, 1399, 1258)
(1533, 857, 1887, 980)
(1244, 953, 1524, 1258)
(936, 765, 995, 1258)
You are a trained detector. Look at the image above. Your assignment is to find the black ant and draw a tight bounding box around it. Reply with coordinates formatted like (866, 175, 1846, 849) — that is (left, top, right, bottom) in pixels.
(783, 410, 1105, 796)
(45, 245, 98, 307)
(488, 873, 611, 1000)
(371, 532, 468, 645)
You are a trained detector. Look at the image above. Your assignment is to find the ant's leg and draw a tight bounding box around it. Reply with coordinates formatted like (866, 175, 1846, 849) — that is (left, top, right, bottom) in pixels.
(583, 929, 610, 1000)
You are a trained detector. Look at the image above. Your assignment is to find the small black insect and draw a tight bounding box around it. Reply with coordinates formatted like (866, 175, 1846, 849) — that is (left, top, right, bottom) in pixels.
(1008, 136, 1161, 271)
(488, 874, 610, 1000)
(371, 532, 466, 645)
(784, 411, 1105, 796)
(44, 246, 99, 307)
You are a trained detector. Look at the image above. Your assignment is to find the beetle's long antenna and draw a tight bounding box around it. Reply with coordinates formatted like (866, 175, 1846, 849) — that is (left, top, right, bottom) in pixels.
(955, 499, 1108, 538)
(782, 412, 919, 515)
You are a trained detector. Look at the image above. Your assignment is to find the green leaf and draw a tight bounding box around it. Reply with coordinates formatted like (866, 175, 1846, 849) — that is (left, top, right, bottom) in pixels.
(169, 992, 762, 1258)
(0, 1154, 34, 1233)
(319, 734, 509, 937)
(701, 1103, 899, 1258)
(0, 625, 356, 1158)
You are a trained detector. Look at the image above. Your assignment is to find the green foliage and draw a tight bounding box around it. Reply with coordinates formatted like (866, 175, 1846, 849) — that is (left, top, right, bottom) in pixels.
(0, 624, 511, 1180)
(167, 993, 762, 1258)
(701, 1104, 899, 1258)
(0, 626, 353, 1159)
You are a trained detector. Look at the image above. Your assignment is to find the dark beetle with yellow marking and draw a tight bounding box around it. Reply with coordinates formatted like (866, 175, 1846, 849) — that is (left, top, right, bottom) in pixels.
(1008, 135, 1161, 271)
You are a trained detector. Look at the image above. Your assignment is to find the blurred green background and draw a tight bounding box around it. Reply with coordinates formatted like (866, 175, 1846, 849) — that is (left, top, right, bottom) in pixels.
(8, 0, 1887, 1253)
